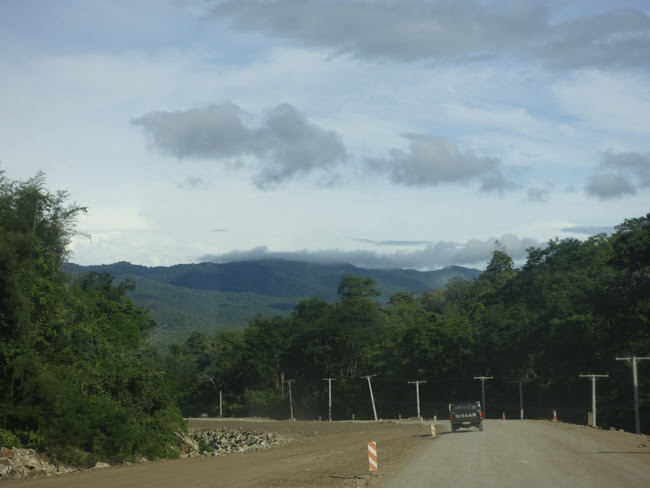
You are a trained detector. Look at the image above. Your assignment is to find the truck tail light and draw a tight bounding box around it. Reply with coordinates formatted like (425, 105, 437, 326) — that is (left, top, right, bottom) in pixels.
(479, 411, 483, 418)
(449, 414, 453, 420)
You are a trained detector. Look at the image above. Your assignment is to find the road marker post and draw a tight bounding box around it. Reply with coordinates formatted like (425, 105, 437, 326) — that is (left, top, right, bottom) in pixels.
(368, 442, 378, 471)
(431, 423, 437, 438)
(502, 412, 506, 420)
(553, 409, 557, 422)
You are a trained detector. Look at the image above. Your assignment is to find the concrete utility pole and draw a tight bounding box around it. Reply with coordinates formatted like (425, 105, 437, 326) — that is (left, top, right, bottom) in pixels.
(616, 356, 650, 434)
(207, 377, 222, 418)
(508, 380, 525, 419)
(284, 379, 295, 420)
(579, 374, 609, 428)
(362, 375, 378, 421)
(408, 380, 426, 420)
(474, 376, 493, 418)
(322, 378, 336, 421)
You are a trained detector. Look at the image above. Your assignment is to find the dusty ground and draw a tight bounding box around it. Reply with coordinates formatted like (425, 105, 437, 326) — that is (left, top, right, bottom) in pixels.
(3, 419, 647, 488)
(2, 418, 437, 488)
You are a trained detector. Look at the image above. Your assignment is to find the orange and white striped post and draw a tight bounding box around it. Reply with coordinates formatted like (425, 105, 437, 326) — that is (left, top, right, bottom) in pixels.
(553, 409, 558, 422)
(368, 442, 377, 471)
(431, 423, 437, 438)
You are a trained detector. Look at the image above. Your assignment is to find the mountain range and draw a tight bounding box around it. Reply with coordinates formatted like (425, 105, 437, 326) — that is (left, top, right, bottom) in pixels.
(65, 260, 481, 346)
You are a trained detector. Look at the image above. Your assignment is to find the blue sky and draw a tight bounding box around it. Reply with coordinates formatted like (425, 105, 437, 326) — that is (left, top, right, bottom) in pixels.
(1, 0, 648, 270)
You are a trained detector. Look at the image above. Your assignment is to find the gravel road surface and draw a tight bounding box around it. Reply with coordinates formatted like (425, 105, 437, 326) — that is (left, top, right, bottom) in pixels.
(378, 420, 650, 488)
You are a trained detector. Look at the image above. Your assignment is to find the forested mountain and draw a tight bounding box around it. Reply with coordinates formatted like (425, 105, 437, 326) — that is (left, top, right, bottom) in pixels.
(65, 261, 481, 344)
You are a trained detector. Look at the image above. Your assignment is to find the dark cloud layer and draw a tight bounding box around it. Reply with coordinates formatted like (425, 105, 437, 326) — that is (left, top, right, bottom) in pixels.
(198, 233, 541, 270)
(212, 0, 650, 70)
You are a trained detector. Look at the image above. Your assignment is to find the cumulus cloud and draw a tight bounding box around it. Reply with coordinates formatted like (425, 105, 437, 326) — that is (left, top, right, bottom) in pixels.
(602, 151, 650, 187)
(585, 173, 636, 200)
(368, 134, 513, 191)
(585, 150, 650, 200)
(211, 0, 650, 70)
(134, 102, 510, 193)
(198, 234, 542, 270)
(132, 102, 347, 189)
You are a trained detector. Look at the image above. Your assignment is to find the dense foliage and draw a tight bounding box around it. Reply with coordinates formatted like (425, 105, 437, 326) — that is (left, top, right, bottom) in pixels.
(0, 171, 184, 465)
(165, 221, 650, 433)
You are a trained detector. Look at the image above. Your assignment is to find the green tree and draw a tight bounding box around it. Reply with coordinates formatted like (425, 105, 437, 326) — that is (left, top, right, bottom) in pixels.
(0, 170, 183, 464)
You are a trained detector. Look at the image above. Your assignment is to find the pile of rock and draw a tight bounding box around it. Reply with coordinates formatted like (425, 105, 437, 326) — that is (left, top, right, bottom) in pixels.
(183, 427, 288, 458)
(0, 447, 75, 480)
(0, 427, 287, 480)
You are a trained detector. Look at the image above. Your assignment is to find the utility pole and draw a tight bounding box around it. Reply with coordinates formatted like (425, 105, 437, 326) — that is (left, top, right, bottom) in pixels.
(579, 374, 609, 428)
(616, 356, 650, 434)
(322, 378, 336, 421)
(207, 377, 222, 418)
(408, 380, 426, 420)
(474, 376, 493, 418)
(284, 379, 295, 420)
(362, 375, 378, 421)
(508, 380, 525, 419)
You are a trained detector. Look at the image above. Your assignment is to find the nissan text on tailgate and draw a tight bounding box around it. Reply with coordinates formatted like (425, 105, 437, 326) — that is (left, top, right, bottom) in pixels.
(449, 401, 484, 432)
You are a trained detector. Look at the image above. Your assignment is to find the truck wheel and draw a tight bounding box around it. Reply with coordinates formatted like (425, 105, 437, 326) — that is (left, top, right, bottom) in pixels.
(451, 425, 457, 433)
(479, 421, 484, 432)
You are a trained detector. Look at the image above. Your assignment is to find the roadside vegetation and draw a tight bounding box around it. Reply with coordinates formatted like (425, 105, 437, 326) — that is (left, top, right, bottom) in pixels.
(1, 170, 648, 467)
(0, 171, 184, 466)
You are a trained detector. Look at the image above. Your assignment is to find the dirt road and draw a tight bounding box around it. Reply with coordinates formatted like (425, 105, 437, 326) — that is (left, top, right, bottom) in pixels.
(378, 420, 650, 488)
(2, 418, 433, 488)
(2, 419, 648, 488)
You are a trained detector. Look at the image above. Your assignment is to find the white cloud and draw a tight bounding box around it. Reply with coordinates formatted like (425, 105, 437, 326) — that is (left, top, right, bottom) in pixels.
(199, 233, 542, 271)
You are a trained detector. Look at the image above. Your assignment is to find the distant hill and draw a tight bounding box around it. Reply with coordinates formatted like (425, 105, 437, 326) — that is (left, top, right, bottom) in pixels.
(65, 260, 481, 346)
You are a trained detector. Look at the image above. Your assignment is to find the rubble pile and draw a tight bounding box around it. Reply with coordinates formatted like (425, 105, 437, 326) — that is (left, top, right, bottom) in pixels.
(183, 427, 288, 458)
(1, 427, 287, 480)
(0, 447, 76, 480)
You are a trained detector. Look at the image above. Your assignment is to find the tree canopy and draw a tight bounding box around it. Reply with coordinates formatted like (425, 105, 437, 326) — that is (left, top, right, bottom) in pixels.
(0, 170, 183, 465)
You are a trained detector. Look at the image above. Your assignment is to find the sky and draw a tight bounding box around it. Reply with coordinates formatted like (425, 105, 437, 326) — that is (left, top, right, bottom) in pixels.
(1, 0, 649, 270)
